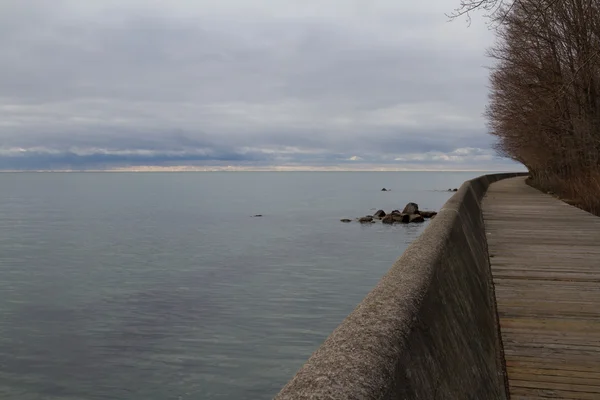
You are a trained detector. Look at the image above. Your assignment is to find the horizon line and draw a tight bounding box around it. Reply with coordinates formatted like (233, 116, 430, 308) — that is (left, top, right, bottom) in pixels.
(0, 167, 527, 173)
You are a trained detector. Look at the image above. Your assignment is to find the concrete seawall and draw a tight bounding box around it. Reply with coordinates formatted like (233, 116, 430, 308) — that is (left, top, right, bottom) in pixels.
(275, 173, 527, 400)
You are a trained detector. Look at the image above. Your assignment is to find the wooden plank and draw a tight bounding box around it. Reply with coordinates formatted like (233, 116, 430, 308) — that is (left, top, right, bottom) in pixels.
(507, 367, 600, 380)
(506, 360, 600, 374)
(510, 379, 600, 394)
(511, 387, 600, 400)
(483, 177, 600, 399)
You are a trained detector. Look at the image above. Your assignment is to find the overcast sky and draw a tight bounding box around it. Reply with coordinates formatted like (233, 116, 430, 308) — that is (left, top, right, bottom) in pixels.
(0, 0, 522, 171)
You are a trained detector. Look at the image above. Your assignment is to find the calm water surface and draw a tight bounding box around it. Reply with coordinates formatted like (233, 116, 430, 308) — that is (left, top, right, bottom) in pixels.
(0, 171, 486, 399)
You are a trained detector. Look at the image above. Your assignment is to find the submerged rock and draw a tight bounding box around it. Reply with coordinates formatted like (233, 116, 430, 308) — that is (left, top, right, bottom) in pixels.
(419, 211, 438, 218)
(382, 214, 395, 224)
(409, 214, 425, 223)
(358, 216, 374, 223)
(340, 218, 352, 223)
(394, 214, 410, 223)
(381, 212, 428, 224)
(252, 214, 263, 217)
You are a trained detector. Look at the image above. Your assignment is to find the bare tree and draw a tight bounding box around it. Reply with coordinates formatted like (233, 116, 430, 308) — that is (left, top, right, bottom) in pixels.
(447, 0, 513, 25)
(460, 0, 600, 213)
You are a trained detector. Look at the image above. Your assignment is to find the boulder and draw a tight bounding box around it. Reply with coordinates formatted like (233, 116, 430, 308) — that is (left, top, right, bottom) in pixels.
(391, 209, 401, 215)
(340, 219, 352, 223)
(381, 188, 388, 191)
(358, 216, 374, 223)
(452, 188, 458, 192)
(393, 214, 410, 223)
(373, 210, 386, 218)
(382, 214, 395, 224)
(382, 213, 412, 224)
(402, 202, 419, 215)
(409, 214, 425, 223)
(419, 210, 438, 218)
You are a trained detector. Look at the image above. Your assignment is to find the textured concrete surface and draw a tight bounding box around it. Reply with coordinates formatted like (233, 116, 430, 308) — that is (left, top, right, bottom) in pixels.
(275, 173, 525, 399)
(483, 177, 600, 399)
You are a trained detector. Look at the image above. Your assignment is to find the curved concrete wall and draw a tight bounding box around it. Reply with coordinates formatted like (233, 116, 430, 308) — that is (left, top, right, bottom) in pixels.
(275, 173, 526, 400)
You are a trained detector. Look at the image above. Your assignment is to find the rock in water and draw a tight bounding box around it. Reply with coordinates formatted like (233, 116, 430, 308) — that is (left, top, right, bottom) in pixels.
(252, 214, 263, 217)
(340, 219, 352, 223)
(409, 214, 425, 223)
(393, 214, 410, 223)
(358, 216, 374, 223)
(419, 211, 438, 218)
(382, 214, 395, 224)
(381, 188, 388, 191)
(402, 202, 419, 215)
(373, 210, 386, 218)
(383, 213, 413, 224)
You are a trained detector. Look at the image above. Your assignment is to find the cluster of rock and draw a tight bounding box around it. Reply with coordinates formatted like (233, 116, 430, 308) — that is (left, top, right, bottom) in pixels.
(448, 188, 458, 192)
(341, 202, 437, 224)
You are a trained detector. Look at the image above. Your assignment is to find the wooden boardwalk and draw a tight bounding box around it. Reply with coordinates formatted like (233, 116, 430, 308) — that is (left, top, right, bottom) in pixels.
(483, 177, 600, 399)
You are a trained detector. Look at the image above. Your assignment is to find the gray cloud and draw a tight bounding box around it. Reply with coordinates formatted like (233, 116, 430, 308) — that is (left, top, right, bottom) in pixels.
(0, 0, 520, 170)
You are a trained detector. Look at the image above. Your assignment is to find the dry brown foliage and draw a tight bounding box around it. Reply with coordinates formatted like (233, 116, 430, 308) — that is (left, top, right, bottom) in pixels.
(456, 0, 600, 215)
(527, 171, 600, 215)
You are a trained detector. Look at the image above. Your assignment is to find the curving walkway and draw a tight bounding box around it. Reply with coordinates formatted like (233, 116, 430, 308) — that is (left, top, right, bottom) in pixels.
(483, 177, 600, 399)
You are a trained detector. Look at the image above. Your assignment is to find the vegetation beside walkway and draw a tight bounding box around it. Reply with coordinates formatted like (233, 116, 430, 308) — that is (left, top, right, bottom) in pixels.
(452, 0, 600, 215)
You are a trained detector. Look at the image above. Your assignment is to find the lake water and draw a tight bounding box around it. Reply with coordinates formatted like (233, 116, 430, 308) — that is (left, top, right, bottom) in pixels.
(0, 171, 486, 399)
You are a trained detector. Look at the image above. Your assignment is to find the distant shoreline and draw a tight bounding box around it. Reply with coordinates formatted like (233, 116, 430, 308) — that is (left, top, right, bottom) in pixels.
(0, 169, 526, 173)
(0, 167, 526, 173)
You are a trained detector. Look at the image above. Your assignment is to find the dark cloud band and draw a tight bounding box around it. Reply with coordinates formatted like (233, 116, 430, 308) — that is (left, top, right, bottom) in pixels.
(0, 0, 519, 170)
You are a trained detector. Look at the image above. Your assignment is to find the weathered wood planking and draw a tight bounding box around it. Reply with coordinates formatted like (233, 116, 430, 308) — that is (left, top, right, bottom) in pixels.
(483, 177, 600, 399)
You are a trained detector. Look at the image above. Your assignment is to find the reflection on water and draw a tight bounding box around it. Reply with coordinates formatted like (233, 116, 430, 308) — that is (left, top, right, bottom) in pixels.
(0, 171, 478, 399)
